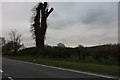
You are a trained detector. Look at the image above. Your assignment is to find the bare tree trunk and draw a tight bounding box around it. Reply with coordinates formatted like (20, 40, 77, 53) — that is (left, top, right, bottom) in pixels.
(31, 2, 54, 55)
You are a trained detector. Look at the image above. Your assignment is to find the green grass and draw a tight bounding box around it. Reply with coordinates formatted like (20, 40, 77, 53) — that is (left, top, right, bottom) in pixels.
(4, 55, 119, 77)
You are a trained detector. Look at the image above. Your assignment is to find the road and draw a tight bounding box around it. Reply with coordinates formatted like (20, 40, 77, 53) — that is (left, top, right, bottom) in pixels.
(2, 58, 117, 80)
(0, 57, 2, 80)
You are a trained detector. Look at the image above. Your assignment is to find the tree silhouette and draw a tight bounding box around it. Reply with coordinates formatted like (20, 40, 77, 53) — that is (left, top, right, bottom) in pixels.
(8, 29, 22, 53)
(31, 2, 54, 49)
(0, 37, 6, 47)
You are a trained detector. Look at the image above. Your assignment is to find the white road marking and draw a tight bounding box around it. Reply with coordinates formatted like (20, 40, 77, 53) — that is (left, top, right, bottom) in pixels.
(8, 77, 14, 80)
(0, 69, 14, 80)
(0, 69, 3, 73)
(33, 63, 118, 79)
(5, 58, 118, 79)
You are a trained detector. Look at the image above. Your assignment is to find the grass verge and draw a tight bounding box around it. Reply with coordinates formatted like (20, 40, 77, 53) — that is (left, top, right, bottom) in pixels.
(3, 55, 119, 77)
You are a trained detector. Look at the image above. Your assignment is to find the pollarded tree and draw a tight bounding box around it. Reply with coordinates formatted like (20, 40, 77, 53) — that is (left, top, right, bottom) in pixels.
(30, 2, 54, 49)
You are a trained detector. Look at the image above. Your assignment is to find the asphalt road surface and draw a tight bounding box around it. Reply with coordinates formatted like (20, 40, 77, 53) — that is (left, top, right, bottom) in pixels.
(2, 58, 117, 80)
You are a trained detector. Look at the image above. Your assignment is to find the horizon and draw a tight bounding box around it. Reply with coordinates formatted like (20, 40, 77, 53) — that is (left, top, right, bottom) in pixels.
(1, 2, 118, 47)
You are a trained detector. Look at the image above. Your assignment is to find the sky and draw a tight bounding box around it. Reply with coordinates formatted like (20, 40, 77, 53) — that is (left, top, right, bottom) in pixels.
(1, 2, 118, 47)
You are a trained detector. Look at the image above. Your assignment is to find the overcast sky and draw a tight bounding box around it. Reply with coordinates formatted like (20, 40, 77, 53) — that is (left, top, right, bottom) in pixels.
(2, 2, 118, 47)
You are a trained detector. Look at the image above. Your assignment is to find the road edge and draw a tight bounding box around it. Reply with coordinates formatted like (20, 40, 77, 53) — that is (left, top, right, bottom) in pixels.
(3, 58, 119, 79)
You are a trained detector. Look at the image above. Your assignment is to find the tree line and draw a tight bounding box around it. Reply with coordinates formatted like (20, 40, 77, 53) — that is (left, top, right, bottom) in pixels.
(2, 40, 119, 65)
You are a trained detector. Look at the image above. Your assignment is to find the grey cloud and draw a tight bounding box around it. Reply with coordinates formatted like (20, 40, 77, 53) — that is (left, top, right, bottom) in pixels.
(48, 18, 79, 29)
(118, 2, 120, 42)
(48, 2, 83, 29)
(3, 2, 37, 23)
(81, 9, 105, 24)
(48, 2, 117, 30)
(81, 8, 115, 25)
(3, 2, 118, 47)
